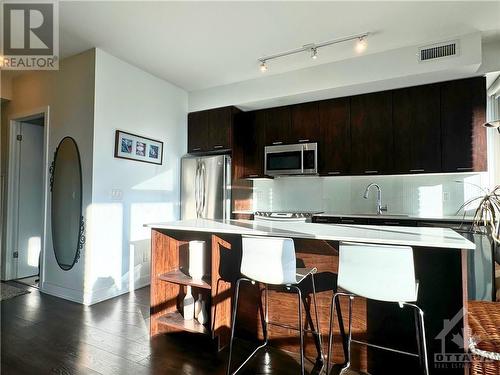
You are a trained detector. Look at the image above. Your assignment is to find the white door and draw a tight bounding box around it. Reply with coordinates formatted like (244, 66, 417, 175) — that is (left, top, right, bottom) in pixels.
(16, 121, 44, 278)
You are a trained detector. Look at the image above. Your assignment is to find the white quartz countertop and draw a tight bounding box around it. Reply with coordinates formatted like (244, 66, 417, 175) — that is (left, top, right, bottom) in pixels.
(145, 219, 475, 250)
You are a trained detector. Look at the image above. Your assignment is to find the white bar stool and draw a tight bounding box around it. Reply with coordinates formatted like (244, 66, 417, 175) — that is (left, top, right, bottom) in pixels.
(326, 242, 429, 375)
(227, 235, 324, 375)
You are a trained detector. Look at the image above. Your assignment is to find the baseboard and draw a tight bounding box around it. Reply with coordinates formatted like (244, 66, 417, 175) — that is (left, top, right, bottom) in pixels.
(40, 281, 85, 304)
(83, 274, 150, 306)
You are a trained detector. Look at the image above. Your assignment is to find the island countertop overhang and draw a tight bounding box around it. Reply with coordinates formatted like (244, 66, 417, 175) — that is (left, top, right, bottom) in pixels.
(145, 218, 475, 250)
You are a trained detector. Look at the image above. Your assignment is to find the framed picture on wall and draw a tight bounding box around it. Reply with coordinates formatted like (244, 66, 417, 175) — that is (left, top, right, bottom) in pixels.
(114, 130, 163, 165)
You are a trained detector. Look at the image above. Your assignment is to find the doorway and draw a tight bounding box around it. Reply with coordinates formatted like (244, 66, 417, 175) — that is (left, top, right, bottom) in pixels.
(6, 113, 47, 288)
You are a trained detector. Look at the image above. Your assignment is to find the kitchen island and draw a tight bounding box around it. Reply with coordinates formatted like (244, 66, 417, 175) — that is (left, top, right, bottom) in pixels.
(147, 219, 474, 375)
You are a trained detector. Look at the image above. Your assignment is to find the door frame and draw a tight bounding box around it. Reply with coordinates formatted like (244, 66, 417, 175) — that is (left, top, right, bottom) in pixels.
(4, 107, 50, 282)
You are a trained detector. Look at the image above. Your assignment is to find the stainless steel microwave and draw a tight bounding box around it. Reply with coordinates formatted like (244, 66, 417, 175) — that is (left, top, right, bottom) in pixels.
(264, 142, 318, 176)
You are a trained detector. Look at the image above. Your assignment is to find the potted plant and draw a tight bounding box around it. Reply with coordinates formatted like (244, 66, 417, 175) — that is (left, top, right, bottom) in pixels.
(457, 184, 500, 372)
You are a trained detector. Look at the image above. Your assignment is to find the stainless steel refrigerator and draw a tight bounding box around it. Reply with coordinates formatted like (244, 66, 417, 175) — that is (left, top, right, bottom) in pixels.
(181, 155, 231, 220)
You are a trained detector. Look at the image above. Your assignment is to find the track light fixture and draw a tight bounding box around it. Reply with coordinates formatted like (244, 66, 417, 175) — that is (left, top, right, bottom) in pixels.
(355, 36, 368, 53)
(310, 47, 318, 60)
(258, 32, 369, 72)
(259, 60, 268, 72)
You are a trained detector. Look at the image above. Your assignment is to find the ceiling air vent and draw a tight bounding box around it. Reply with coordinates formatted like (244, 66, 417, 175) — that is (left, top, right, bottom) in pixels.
(418, 41, 458, 62)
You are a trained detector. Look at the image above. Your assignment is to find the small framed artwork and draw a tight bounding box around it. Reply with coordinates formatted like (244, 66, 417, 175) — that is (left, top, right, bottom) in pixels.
(114, 130, 163, 165)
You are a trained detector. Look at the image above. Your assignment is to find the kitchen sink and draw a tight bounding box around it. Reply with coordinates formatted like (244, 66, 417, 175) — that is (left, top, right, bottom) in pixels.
(345, 213, 410, 218)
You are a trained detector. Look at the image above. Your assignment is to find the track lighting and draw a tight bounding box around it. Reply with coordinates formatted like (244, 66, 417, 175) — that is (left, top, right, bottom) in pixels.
(310, 47, 318, 60)
(259, 60, 268, 72)
(257, 32, 369, 72)
(355, 37, 368, 53)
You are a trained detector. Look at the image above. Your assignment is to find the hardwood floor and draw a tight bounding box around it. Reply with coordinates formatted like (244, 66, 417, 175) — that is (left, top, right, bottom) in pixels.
(1, 283, 357, 375)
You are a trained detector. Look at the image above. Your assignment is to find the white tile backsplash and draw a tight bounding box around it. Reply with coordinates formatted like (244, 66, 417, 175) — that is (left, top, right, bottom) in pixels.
(252, 173, 490, 216)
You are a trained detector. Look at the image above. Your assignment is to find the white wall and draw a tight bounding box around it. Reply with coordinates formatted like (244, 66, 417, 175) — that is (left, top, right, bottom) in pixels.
(253, 173, 490, 218)
(1, 50, 95, 302)
(1, 72, 13, 100)
(88, 49, 187, 304)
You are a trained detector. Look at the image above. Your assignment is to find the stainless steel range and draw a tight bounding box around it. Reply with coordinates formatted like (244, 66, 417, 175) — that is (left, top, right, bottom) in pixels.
(254, 211, 323, 223)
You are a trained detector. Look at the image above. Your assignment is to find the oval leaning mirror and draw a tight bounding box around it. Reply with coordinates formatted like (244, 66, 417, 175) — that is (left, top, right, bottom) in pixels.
(50, 137, 84, 271)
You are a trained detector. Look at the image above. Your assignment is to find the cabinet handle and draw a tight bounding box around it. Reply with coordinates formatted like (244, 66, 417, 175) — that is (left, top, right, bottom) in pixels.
(364, 170, 378, 174)
(383, 221, 400, 225)
(315, 218, 328, 223)
(456, 167, 473, 171)
(248, 174, 259, 178)
(213, 145, 224, 149)
(272, 141, 283, 145)
(192, 147, 201, 151)
(341, 219, 355, 223)
(327, 171, 341, 175)
(298, 139, 310, 143)
(410, 169, 425, 173)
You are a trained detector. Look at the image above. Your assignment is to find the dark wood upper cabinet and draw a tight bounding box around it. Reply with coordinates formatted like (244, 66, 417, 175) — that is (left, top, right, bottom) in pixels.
(264, 106, 291, 145)
(188, 106, 236, 153)
(350, 91, 394, 175)
(242, 110, 267, 178)
(290, 102, 320, 143)
(187, 111, 209, 152)
(441, 77, 487, 172)
(318, 98, 351, 175)
(208, 107, 232, 151)
(393, 84, 441, 174)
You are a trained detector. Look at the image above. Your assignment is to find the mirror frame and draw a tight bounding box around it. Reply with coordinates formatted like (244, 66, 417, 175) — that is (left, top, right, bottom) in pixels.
(49, 136, 85, 271)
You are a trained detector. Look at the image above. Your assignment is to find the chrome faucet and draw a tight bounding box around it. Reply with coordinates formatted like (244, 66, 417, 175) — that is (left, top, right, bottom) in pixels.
(363, 183, 387, 215)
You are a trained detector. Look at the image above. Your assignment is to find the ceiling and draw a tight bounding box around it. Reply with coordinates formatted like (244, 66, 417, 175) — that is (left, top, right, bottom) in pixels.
(59, 1, 500, 92)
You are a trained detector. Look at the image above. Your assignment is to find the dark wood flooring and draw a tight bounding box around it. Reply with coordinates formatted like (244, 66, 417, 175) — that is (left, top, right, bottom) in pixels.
(1, 283, 356, 375)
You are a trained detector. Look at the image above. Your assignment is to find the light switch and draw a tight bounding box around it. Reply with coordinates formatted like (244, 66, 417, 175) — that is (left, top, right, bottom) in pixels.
(443, 192, 450, 202)
(111, 189, 123, 201)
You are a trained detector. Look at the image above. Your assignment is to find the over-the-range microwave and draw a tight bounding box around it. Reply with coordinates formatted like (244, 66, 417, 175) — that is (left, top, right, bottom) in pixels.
(264, 142, 318, 176)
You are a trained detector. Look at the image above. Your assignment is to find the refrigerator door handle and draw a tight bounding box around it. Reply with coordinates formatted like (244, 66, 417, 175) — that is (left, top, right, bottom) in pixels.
(222, 156, 231, 220)
(201, 162, 207, 218)
(195, 161, 200, 218)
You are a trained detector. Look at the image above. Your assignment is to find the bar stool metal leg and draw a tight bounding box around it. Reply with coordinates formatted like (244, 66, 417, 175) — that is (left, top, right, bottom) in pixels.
(227, 278, 243, 375)
(326, 292, 354, 375)
(287, 285, 305, 375)
(340, 295, 354, 375)
(407, 303, 429, 375)
(298, 288, 305, 375)
(311, 273, 324, 366)
(227, 280, 272, 375)
(262, 284, 269, 345)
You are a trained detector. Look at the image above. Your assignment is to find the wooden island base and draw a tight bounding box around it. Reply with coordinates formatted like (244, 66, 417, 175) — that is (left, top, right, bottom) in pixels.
(150, 228, 469, 375)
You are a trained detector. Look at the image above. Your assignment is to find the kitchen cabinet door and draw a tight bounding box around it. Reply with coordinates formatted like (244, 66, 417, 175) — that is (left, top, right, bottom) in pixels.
(290, 102, 320, 143)
(187, 110, 209, 153)
(441, 77, 487, 172)
(393, 84, 441, 174)
(318, 98, 351, 176)
(350, 91, 394, 175)
(208, 107, 233, 151)
(243, 110, 267, 178)
(264, 106, 291, 145)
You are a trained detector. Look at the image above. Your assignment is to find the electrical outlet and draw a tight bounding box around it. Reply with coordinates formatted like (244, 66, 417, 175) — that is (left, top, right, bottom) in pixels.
(443, 192, 450, 202)
(111, 189, 123, 201)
